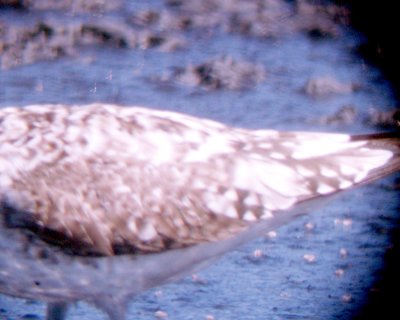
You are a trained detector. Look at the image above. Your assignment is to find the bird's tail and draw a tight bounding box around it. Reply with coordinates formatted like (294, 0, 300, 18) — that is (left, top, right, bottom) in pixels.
(350, 131, 400, 186)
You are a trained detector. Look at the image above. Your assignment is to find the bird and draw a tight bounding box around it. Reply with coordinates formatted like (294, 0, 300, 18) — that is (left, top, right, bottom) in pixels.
(0, 103, 399, 320)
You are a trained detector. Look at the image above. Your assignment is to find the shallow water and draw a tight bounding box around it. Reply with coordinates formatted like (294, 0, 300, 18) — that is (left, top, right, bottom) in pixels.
(0, 1, 399, 319)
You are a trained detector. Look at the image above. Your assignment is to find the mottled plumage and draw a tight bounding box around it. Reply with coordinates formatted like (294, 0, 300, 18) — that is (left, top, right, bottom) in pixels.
(0, 103, 399, 320)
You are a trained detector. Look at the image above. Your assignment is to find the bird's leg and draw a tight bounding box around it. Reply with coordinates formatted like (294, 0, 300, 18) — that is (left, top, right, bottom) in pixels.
(46, 302, 69, 320)
(98, 296, 127, 320)
(106, 308, 126, 320)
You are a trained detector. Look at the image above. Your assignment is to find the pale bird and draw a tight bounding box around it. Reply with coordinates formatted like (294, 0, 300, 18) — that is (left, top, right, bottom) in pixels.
(0, 103, 399, 320)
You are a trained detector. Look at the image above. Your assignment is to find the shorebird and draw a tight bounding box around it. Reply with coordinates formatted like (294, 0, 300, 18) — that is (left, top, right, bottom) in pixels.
(0, 103, 399, 320)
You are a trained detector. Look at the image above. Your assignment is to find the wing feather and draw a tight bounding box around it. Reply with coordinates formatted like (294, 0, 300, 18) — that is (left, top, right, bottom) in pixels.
(0, 104, 398, 255)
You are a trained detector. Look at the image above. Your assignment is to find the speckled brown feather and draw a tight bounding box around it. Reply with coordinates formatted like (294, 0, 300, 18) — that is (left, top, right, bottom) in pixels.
(0, 104, 398, 256)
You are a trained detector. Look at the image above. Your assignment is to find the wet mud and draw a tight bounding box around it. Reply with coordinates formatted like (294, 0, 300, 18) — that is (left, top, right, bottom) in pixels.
(1, 0, 399, 319)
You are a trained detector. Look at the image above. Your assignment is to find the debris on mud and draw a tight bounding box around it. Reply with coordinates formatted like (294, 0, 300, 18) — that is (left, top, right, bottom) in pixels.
(0, 0, 350, 69)
(0, 0, 121, 12)
(318, 105, 358, 125)
(304, 76, 358, 97)
(172, 56, 266, 90)
(0, 19, 184, 69)
(367, 108, 400, 128)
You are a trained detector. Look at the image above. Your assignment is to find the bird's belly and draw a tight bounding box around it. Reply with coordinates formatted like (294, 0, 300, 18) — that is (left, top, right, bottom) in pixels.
(0, 187, 338, 313)
(0, 220, 262, 306)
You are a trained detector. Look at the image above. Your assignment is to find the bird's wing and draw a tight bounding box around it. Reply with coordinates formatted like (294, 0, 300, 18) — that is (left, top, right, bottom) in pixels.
(0, 104, 398, 256)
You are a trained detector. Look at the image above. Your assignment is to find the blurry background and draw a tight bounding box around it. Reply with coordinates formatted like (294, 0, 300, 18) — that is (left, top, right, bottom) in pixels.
(0, 0, 399, 319)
